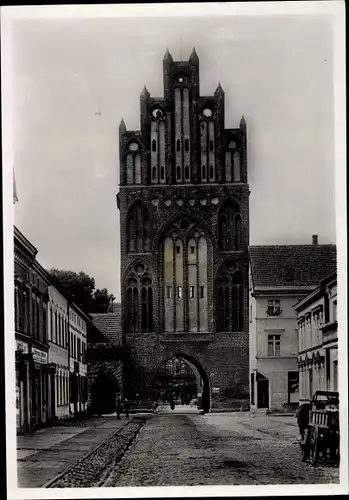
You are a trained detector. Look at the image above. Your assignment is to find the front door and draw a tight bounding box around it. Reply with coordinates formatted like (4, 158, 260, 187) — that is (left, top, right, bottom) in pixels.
(257, 379, 269, 409)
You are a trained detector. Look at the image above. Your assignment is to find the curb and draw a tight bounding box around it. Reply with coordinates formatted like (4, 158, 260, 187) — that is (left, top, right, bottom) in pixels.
(42, 418, 136, 488)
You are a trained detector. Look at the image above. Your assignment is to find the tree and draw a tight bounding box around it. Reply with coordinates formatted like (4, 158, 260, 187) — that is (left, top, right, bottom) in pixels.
(48, 268, 115, 313)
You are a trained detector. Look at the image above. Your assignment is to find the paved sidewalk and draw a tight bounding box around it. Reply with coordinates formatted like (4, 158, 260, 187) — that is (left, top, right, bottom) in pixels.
(17, 416, 130, 488)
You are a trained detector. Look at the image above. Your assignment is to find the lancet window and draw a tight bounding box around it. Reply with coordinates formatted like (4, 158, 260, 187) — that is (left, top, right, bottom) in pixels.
(218, 199, 242, 251)
(163, 219, 209, 332)
(216, 263, 245, 332)
(127, 201, 150, 253)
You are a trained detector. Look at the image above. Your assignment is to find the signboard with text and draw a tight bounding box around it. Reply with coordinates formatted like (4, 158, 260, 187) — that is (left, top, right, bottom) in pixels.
(32, 348, 48, 364)
(212, 387, 220, 394)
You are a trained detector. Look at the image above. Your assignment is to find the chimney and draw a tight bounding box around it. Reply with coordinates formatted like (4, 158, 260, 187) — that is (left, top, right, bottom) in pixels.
(312, 235, 318, 245)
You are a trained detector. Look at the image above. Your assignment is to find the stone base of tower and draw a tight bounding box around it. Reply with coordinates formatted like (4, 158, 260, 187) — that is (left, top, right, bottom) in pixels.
(122, 332, 250, 413)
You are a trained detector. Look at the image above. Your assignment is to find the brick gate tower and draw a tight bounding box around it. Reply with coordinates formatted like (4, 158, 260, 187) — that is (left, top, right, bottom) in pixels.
(117, 49, 250, 411)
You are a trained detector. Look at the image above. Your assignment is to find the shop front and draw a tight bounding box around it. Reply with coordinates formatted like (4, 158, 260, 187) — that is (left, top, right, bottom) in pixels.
(16, 340, 30, 434)
(30, 346, 49, 430)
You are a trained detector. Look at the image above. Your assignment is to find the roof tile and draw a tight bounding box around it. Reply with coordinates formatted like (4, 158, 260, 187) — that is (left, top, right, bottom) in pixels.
(249, 245, 337, 289)
(90, 305, 122, 345)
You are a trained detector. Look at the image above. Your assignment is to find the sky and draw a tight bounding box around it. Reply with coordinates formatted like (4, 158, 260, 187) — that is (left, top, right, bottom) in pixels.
(11, 12, 336, 301)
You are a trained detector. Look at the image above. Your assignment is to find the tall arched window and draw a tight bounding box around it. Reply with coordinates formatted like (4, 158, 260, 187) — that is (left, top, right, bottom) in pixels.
(141, 276, 153, 332)
(218, 199, 242, 251)
(125, 265, 154, 334)
(233, 151, 241, 182)
(216, 264, 245, 332)
(152, 140, 157, 152)
(127, 201, 150, 253)
(176, 139, 180, 152)
(126, 277, 139, 333)
(125, 142, 141, 185)
(184, 139, 189, 152)
(163, 221, 209, 332)
(176, 165, 181, 181)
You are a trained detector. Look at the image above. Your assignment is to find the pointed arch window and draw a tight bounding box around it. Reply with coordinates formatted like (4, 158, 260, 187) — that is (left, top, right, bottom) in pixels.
(176, 139, 180, 152)
(233, 151, 241, 182)
(141, 277, 153, 332)
(152, 140, 157, 152)
(163, 222, 209, 333)
(125, 268, 154, 334)
(209, 165, 214, 180)
(218, 200, 242, 251)
(127, 201, 150, 253)
(184, 139, 189, 152)
(185, 165, 190, 180)
(152, 166, 157, 181)
(127, 278, 139, 333)
(176, 165, 181, 180)
(160, 166, 165, 180)
(216, 265, 245, 332)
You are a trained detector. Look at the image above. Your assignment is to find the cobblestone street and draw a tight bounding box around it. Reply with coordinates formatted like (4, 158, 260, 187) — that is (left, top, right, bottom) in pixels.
(17, 411, 340, 488)
(104, 411, 340, 487)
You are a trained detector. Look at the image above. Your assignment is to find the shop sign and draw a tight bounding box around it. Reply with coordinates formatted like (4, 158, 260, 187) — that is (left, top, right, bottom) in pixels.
(16, 340, 29, 354)
(212, 387, 220, 393)
(32, 348, 48, 364)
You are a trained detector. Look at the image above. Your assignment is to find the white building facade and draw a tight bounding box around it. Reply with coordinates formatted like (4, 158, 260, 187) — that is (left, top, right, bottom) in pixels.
(47, 283, 70, 421)
(69, 304, 89, 416)
(249, 241, 336, 412)
(296, 272, 338, 403)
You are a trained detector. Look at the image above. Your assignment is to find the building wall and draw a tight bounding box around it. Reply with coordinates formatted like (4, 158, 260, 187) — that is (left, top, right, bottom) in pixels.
(69, 305, 88, 415)
(48, 285, 70, 420)
(297, 277, 338, 403)
(250, 292, 303, 411)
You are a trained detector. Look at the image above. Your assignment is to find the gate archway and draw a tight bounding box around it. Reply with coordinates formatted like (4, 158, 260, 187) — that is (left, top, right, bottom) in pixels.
(153, 353, 210, 413)
(91, 372, 120, 415)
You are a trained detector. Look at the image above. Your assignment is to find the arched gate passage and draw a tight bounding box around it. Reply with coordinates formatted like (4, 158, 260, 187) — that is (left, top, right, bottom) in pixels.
(153, 353, 211, 413)
(91, 372, 120, 415)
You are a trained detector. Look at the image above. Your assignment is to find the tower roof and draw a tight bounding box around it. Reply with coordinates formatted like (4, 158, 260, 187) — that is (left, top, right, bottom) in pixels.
(240, 115, 246, 129)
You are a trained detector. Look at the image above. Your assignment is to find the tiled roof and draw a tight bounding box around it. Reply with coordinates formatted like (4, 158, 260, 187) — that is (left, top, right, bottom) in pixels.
(249, 245, 337, 291)
(90, 306, 122, 345)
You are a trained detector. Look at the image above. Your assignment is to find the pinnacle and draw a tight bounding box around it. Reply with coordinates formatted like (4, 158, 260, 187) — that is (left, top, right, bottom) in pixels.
(119, 117, 126, 132)
(189, 47, 199, 63)
(141, 85, 150, 98)
(163, 48, 173, 61)
(214, 82, 224, 95)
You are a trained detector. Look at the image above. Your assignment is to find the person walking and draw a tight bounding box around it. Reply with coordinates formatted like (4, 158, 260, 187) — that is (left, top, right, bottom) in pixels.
(116, 396, 122, 419)
(124, 398, 130, 419)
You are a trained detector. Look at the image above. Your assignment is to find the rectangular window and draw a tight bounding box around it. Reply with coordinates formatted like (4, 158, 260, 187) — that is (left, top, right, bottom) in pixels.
(333, 300, 337, 322)
(176, 246, 181, 254)
(200, 286, 204, 299)
(267, 300, 281, 316)
(190, 286, 195, 298)
(177, 286, 182, 299)
(190, 246, 195, 254)
(166, 286, 172, 299)
(249, 305, 252, 323)
(42, 308, 47, 343)
(268, 334, 281, 356)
